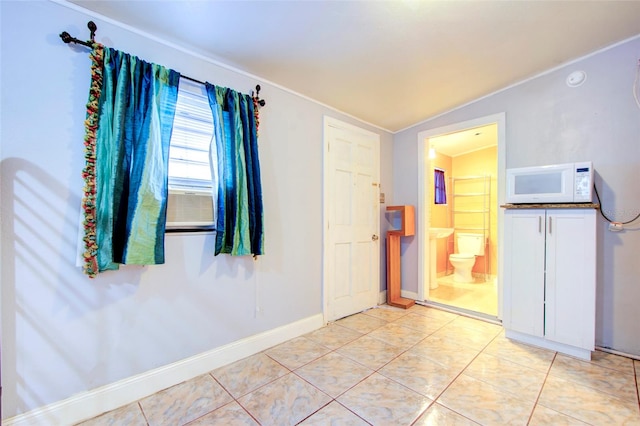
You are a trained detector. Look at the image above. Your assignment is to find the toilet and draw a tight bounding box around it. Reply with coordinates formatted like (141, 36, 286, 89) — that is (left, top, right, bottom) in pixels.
(449, 233, 485, 283)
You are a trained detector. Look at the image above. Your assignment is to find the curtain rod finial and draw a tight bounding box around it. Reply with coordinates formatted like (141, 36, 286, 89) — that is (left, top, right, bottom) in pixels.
(88, 21, 97, 41)
(252, 85, 265, 107)
(60, 31, 72, 44)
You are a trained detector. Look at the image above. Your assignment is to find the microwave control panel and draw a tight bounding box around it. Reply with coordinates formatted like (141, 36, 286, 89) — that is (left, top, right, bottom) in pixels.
(574, 162, 593, 202)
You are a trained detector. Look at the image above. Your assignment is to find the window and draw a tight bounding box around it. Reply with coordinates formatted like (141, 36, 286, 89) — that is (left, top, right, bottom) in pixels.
(166, 78, 216, 230)
(434, 168, 447, 205)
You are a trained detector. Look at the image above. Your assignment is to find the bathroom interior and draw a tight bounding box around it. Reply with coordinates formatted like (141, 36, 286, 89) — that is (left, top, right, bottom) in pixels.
(427, 123, 498, 317)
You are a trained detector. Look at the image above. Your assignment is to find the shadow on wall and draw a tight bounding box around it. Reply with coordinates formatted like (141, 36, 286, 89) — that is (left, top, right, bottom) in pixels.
(593, 170, 623, 350)
(0, 157, 142, 415)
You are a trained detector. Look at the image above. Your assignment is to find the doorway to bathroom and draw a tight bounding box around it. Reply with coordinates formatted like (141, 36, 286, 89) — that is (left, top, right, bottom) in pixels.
(417, 113, 505, 320)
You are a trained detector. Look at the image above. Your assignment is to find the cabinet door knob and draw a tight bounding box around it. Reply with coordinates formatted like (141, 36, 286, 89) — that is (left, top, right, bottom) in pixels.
(372, 234, 379, 241)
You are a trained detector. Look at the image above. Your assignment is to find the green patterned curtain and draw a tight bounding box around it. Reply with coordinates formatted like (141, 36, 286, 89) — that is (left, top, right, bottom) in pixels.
(81, 44, 179, 277)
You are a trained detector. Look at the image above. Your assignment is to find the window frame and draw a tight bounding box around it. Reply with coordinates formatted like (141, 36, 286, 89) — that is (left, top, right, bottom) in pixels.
(165, 78, 216, 233)
(434, 167, 448, 205)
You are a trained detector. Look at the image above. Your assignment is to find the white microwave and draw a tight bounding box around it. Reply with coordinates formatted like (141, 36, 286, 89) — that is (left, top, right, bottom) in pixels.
(506, 162, 593, 204)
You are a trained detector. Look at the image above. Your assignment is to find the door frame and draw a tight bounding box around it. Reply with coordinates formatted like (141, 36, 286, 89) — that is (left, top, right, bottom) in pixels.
(323, 116, 381, 323)
(416, 113, 506, 319)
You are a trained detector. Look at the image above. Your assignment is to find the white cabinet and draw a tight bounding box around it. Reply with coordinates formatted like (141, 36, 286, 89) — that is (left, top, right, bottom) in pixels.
(503, 208, 596, 360)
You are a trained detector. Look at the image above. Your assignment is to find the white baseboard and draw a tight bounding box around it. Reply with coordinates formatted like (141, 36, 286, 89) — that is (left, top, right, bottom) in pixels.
(378, 290, 387, 305)
(4, 313, 324, 426)
(401, 289, 419, 301)
(505, 329, 592, 361)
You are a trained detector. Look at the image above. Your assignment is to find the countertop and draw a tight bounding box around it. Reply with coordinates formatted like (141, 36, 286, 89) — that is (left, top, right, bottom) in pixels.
(501, 203, 600, 209)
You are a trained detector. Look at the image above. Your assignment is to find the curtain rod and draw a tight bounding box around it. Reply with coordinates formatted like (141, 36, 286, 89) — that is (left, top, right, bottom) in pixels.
(60, 21, 266, 108)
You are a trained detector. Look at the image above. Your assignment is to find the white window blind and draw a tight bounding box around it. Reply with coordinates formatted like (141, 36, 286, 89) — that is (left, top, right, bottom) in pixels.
(166, 78, 216, 230)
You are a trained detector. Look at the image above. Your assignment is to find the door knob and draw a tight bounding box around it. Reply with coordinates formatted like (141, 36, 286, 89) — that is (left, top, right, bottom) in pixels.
(372, 234, 379, 241)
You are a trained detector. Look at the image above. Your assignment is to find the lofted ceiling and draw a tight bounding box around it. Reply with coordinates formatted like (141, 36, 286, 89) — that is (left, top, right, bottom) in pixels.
(68, 0, 640, 133)
(429, 123, 497, 158)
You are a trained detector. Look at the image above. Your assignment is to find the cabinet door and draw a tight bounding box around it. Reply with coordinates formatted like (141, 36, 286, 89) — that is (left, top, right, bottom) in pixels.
(545, 209, 596, 350)
(503, 209, 546, 336)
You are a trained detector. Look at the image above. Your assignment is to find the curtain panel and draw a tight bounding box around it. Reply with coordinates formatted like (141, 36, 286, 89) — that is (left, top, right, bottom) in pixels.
(81, 44, 179, 277)
(434, 169, 447, 205)
(206, 84, 264, 257)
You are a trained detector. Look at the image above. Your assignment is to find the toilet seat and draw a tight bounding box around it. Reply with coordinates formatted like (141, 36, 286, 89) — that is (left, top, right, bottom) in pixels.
(449, 253, 475, 260)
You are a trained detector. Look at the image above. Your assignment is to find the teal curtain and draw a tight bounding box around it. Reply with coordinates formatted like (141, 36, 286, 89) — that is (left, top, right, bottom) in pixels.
(92, 47, 179, 273)
(205, 84, 264, 256)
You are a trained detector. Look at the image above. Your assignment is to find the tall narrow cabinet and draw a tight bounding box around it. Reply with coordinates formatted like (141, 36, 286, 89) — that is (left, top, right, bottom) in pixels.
(502, 204, 598, 360)
(386, 205, 415, 309)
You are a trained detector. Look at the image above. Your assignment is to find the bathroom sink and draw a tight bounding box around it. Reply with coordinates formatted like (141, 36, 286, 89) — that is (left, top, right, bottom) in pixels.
(428, 228, 454, 290)
(429, 228, 454, 239)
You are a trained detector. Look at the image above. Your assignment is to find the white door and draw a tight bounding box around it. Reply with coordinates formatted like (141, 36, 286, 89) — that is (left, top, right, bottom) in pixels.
(324, 117, 380, 322)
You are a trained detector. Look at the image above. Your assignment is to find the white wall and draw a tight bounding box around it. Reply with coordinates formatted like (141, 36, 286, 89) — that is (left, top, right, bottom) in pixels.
(0, 1, 393, 419)
(394, 36, 640, 356)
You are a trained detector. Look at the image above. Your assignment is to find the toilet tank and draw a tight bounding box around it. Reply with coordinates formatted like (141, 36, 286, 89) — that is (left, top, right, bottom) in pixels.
(456, 233, 485, 255)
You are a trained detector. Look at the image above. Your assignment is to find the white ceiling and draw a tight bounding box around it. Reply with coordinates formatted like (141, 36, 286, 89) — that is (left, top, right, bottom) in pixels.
(69, 0, 640, 133)
(429, 123, 497, 158)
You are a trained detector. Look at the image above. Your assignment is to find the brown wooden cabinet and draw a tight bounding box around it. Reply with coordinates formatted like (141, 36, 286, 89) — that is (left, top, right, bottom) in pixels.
(386, 205, 415, 309)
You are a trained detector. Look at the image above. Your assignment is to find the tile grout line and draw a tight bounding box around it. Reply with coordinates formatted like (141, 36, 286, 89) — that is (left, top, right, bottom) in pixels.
(137, 400, 150, 426)
(528, 353, 608, 425)
(191, 306, 483, 425)
(367, 317, 439, 423)
(203, 370, 266, 425)
(271, 323, 374, 425)
(235, 348, 335, 425)
(635, 361, 640, 413)
(550, 352, 640, 407)
(356, 310, 439, 426)
(412, 327, 503, 425)
(288, 344, 356, 424)
(393, 304, 499, 423)
(292, 312, 404, 425)
(524, 351, 557, 425)
(359, 305, 496, 425)
(335, 309, 421, 420)
(309, 306, 453, 424)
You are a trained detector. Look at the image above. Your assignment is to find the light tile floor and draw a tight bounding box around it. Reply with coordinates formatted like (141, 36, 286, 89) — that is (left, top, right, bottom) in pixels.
(77, 304, 640, 426)
(429, 274, 498, 316)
